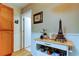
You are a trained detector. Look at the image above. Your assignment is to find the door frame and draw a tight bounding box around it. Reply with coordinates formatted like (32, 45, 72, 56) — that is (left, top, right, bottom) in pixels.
(20, 9, 32, 51)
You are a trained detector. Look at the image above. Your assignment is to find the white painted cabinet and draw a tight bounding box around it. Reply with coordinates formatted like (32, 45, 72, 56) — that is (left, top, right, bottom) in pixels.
(31, 39, 73, 56)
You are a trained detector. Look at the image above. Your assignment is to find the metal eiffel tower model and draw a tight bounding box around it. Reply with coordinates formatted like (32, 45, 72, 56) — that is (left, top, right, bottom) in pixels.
(55, 19, 67, 42)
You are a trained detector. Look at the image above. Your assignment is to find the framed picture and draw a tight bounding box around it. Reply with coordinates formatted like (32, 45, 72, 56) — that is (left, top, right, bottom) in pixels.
(33, 11, 43, 24)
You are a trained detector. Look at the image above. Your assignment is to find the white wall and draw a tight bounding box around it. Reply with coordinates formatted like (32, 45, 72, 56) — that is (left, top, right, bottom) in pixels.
(14, 12, 21, 52)
(3, 3, 21, 52)
(22, 3, 79, 33)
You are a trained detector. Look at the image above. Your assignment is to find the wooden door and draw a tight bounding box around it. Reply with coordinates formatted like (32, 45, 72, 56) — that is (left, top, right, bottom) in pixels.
(0, 31, 13, 56)
(0, 4, 13, 56)
(0, 4, 13, 30)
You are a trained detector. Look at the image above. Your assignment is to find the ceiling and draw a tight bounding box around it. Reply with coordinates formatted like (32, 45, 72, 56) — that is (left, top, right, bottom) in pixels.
(4, 3, 29, 9)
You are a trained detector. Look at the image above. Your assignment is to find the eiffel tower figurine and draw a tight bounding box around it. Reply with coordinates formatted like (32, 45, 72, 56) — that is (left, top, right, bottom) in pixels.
(55, 19, 67, 42)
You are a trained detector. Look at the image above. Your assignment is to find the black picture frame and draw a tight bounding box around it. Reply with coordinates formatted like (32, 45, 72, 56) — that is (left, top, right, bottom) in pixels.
(33, 11, 43, 24)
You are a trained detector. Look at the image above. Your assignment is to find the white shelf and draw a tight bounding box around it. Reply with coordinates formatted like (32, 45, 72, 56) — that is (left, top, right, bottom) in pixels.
(32, 39, 73, 56)
(36, 50, 49, 56)
(36, 50, 60, 56)
(68, 50, 73, 53)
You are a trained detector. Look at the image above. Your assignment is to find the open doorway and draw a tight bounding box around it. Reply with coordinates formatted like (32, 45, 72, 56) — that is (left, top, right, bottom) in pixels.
(21, 9, 32, 52)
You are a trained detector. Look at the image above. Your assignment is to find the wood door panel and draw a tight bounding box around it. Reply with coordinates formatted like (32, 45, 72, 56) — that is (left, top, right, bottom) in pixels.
(0, 4, 13, 30)
(0, 4, 13, 21)
(0, 31, 13, 56)
(0, 17, 13, 30)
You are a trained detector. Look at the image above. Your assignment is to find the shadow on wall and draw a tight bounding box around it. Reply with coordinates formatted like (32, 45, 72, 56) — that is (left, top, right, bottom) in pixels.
(53, 4, 79, 13)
